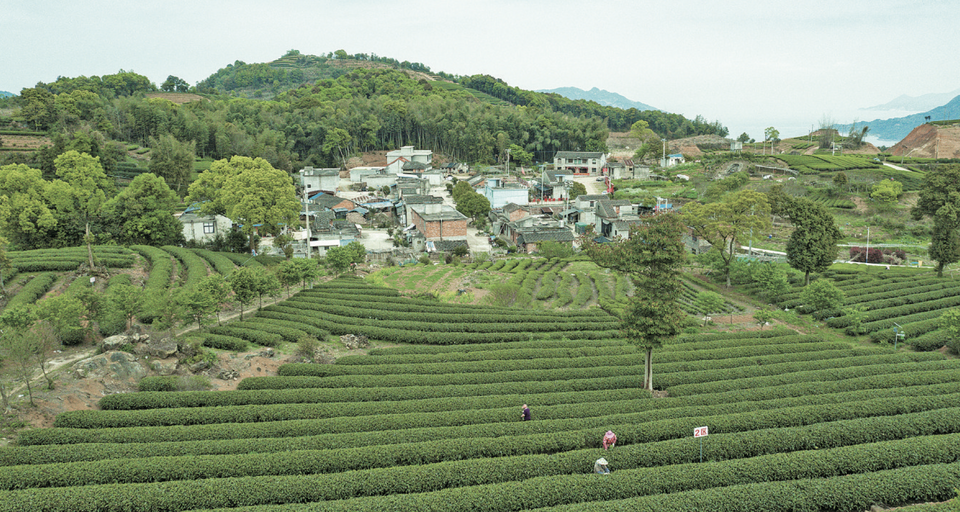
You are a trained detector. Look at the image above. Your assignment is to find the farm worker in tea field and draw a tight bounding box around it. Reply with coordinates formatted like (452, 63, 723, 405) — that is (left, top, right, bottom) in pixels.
(594, 458, 610, 474)
(521, 404, 531, 421)
(602, 430, 617, 450)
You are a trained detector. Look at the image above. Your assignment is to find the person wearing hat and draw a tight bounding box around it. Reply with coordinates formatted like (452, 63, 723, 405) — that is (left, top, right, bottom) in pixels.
(602, 430, 617, 450)
(521, 404, 531, 421)
(594, 458, 610, 474)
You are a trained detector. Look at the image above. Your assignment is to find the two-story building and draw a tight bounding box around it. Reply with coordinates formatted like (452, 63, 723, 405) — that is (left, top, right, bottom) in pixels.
(532, 169, 576, 201)
(553, 151, 607, 175)
(179, 207, 233, 245)
(386, 146, 433, 174)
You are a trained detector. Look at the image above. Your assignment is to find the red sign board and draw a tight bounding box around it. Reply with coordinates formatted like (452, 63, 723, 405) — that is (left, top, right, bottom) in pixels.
(693, 426, 709, 438)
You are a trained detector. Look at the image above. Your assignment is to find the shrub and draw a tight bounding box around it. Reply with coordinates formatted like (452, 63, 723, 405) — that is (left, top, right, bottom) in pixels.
(295, 335, 321, 361)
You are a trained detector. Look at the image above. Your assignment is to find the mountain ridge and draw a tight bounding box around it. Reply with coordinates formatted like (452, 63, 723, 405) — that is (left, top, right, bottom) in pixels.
(537, 86, 657, 112)
(863, 89, 960, 111)
(839, 95, 960, 142)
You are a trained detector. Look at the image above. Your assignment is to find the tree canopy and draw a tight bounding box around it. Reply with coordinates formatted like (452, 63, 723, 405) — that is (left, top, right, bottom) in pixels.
(186, 156, 299, 251)
(911, 166, 960, 277)
(683, 189, 771, 287)
(779, 196, 843, 286)
(583, 213, 687, 391)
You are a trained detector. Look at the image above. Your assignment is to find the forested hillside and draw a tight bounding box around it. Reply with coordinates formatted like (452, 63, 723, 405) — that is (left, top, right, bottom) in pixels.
(0, 50, 726, 174)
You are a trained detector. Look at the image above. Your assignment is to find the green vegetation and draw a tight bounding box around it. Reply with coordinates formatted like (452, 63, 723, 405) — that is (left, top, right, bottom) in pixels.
(2, 277, 960, 511)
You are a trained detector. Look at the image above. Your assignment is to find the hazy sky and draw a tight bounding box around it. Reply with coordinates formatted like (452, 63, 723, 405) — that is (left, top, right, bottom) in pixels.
(4, 0, 958, 142)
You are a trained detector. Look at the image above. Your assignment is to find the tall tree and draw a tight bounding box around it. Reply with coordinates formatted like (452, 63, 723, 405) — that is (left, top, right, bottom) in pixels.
(106, 282, 145, 331)
(325, 245, 353, 275)
(35, 293, 86, 346)
(253, 267, 281, 310)
(103, 173, 185, 246)
(911, 166, 960, 277)
(833, 172, 848, 195)
(160, 75, 190, 93)
(683, 189, 771, 287)
(186, 156, 299, 252)
(583, 213, 687, 391)
(48, 150, 114, 256)
(0, 236, 11, 294)
(455, 192, 491, 224)
(148, 134, 195, 195)
(764, 127, 780, 142)
(0, 164, 57, 249)
(276, 260, 302, 298)
(780, 197, 843, 286)
(800, 279, 845, 312)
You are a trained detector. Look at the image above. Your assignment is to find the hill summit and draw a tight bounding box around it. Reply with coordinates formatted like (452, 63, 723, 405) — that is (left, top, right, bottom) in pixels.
(889, 122, 960, 159)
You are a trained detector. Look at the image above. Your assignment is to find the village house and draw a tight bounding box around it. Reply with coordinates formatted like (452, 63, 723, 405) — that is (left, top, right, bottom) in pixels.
(385, 146, 433, 173)
(441, 162, 469, 174)
(531, 169, 576, 201)
(553, 151, 607, 175)
(308, 191, 357, 219)
(396, 176, 432, 199)
(299, 167, 341, 193)
(179, 206, 233, 245)
(666, 153, 686, 167)
(349, 166, 385, 182)
(514, 225, 576, 254)
(481, 177, 529, 208)
(407, 203, 469, 253)
(399, 195, 444, 227)
(489, 203, 538, 242)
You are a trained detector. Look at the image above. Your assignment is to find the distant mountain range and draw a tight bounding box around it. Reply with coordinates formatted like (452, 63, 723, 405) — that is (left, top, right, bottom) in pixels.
(839, 95, 960, 142)
(537, 86, 657, 112)
(863, 89, 960, 112)
(0, 91, 13, 98)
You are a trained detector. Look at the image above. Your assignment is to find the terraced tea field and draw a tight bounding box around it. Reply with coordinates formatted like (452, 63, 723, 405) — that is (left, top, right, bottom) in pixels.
(3, 277, 960, 511)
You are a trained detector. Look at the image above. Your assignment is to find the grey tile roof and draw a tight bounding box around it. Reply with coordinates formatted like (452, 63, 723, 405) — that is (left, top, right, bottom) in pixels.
(516, 226, 575, 244)
(433, 239, 469, 252)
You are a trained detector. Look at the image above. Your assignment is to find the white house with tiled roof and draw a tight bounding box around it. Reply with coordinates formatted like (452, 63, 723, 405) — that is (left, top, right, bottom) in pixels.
(553, 151, 607, 175)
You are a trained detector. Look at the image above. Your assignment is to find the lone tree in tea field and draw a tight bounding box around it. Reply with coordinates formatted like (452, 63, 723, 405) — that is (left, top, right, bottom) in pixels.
(584, 212, 687, 391)
(771, 194, 843, 286)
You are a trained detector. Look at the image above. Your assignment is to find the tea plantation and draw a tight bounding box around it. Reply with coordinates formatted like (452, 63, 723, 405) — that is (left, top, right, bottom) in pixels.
(2, 277, 960, 511)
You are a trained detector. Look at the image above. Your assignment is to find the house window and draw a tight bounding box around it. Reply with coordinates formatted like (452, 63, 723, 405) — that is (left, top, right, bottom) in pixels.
(203, 222, 216, 234)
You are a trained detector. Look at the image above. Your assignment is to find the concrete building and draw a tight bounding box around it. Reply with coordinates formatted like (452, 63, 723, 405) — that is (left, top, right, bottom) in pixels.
(349, 166, 385, 182)
(299, 167, 341, 193)
(386, 146, 433, 173)
(666, 153, 686, 167)
(553, 151, 607, 175)
(481, 177, 529, 208)
(410, 204, 468, 241)
(179, 210, 233, 245)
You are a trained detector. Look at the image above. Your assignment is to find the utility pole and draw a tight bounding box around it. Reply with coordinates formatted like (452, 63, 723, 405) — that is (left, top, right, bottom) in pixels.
(303, 183, 312, 259)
